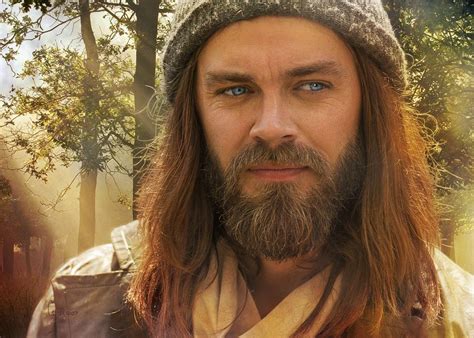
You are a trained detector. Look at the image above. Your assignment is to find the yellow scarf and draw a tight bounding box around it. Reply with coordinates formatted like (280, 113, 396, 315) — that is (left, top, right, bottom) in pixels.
(192, 242, 342, 337)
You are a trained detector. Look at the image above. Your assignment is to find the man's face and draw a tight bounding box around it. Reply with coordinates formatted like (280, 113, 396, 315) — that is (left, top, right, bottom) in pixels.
(196, 16, 364, 260)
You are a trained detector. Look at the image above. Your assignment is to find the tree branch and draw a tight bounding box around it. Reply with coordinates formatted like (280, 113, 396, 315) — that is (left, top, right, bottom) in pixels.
(125, 0, 138, 12)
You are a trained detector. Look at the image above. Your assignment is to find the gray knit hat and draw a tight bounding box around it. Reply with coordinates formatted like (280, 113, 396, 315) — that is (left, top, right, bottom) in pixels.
(162, 0, 407, 103)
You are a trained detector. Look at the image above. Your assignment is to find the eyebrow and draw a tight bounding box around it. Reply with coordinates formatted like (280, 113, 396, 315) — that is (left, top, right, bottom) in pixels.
(204, 72, 255, 88)
(285, 61, 345, 78)
(203, 61, 346, 88)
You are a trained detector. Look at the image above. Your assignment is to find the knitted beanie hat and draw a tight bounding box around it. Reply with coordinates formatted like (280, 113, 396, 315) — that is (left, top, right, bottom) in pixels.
(162, 0, 407, 103)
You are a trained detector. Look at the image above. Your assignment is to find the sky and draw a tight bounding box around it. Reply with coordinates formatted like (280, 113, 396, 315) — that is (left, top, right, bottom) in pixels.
(1, 5, 76, 94)
(0, 4, 134, 95)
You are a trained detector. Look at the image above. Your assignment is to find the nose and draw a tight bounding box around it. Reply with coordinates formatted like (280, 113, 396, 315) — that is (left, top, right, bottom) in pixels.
(249, 93, 297, 147)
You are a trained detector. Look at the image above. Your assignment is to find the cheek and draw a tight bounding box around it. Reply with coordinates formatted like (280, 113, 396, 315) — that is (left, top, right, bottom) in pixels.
(297, 92, 360, 165)
(320, 116, 359, 162)
(199, 107, 252, 170)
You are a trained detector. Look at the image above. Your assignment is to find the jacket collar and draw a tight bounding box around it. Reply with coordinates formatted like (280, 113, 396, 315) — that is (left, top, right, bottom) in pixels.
(111, 220, 142, 271)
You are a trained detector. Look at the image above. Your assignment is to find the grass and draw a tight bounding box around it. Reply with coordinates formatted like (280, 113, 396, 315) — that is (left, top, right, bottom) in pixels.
(0, 275, 49, 338)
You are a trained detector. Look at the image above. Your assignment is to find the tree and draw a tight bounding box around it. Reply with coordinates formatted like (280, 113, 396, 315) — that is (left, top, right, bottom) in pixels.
(1, 40, 135, 251)
(1, 0, 175, 219)
(78, 0, 102, 251)
(92, 0, 174, 215)
(0, 175, 15, 275)
(1, 0, 171, 252)
(385, 0, 473, 257)
(132, 0, 163, 217)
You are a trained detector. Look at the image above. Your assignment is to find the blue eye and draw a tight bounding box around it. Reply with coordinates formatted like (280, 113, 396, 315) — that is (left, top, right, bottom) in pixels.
(300, 82, 326, 92)
(223, 86, 248, 96)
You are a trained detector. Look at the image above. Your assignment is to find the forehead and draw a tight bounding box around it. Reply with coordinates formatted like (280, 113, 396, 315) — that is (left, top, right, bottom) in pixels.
(197, 16, 356, 79)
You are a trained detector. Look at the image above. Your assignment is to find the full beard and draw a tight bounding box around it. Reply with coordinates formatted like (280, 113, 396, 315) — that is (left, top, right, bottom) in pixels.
(204, 139, 365, 261)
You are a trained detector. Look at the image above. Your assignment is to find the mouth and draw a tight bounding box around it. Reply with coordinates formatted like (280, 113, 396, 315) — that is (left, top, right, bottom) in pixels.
(247, 164, 308, 181)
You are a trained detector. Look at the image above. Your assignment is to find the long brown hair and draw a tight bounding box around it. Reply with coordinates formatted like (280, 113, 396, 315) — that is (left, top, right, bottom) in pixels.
(127, 46, 441, 336)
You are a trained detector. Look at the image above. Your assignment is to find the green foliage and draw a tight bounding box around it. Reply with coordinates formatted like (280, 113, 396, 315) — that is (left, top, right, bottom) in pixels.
(385, 0, 473, 236)
(0, 1, 79, 63)
(10, 0, 52, 13)
(0, 43, 135, 180)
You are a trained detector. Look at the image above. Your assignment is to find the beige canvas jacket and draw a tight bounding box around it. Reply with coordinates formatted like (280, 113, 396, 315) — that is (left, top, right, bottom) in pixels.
(27, 221, 474, 338)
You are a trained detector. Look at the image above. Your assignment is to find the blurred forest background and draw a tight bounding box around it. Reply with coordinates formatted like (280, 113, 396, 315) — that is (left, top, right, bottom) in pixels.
(0, 0, 472, 337)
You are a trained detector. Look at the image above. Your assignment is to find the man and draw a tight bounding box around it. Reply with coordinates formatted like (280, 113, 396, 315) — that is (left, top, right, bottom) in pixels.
(28, 0, 473, 337)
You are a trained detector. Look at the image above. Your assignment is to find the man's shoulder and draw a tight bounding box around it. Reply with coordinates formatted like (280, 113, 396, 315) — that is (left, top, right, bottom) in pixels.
(45, 220, 142, 304)
(27, 221, 145, 338)
(54, 220, 140, 279)
(55, 243, 117, 277)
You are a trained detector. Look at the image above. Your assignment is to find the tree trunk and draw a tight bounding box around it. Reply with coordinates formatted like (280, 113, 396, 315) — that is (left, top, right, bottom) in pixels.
(78, 169, 98, 252)
(132, 0, 161, 218)
(2, 236, 14, 275)
(24, 236, 31, 276)
(78, 0, 100, 253)
(80, 0, 99, 73)
(41, 235, 53, 277)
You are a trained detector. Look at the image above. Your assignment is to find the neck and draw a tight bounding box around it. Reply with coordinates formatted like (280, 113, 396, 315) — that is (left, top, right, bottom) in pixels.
(248, 251, 329, 318)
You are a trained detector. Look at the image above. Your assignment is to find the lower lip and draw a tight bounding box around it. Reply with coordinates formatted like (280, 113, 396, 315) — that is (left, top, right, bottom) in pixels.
(248, 168, 307, 181)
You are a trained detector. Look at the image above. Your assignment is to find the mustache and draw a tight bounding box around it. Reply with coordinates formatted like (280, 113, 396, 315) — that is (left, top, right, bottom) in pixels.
(224, 141, 330, 179)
